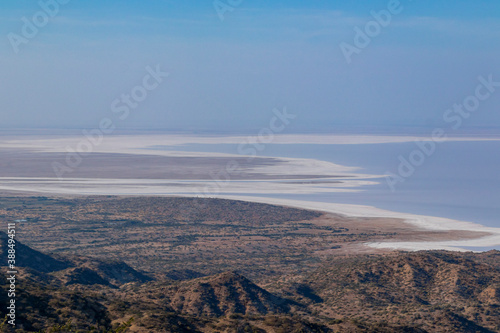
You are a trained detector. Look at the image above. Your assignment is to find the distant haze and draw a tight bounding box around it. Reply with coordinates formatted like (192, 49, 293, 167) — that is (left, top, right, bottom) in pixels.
(1, 0, 499, 132)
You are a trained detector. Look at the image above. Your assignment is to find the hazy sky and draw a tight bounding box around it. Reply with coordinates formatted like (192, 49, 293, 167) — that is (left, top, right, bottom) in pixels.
(1, 0, 499, 132)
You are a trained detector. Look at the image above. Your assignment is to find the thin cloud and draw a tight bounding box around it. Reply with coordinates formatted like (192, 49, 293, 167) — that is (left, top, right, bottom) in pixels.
(393, 16, 500, 37)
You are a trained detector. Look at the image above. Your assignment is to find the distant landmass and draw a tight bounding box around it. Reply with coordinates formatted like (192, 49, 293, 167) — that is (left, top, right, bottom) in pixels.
(1, 197, 499, 332)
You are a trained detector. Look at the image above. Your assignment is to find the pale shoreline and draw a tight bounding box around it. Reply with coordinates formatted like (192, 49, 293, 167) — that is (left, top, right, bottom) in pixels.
(1, 133, 499, 251)
(205, 195, 500, 252)
(2, 185, 499, 252)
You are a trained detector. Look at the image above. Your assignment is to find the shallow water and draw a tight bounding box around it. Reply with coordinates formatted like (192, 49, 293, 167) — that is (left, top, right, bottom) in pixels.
(153, 140, 500, 229)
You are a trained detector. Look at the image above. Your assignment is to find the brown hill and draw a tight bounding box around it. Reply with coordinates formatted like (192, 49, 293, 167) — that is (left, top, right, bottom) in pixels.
(2, 249, 500, 332)
(464, 249, 500, 270)
(287, 251, 500, 332)
(0, 268, 111, 332)
(166, 271, 292, 317)
(0, 231, 70, 273)
(53, 267, 112, 286)
(0, 232, 152, 289)
(2, 209, 500, 332)
(305, 251, 500, 305)
(165, 269, 205, 281)
(64, 255, 153, 285)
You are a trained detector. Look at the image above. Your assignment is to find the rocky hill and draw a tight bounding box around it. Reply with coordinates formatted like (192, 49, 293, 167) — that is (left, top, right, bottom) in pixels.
(281, 251, 500, 332)
(63, 255, 152, 286)
(165, 271, 292, 317)
(1, 243, 500, 332)
(1, 197, 499, 332)
(0, 231, 69, 273)
(0, 267, 111, 332)
(165, 269, 205, 281)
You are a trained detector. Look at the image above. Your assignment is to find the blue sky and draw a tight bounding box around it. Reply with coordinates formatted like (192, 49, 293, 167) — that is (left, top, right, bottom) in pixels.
(1, 0, 499, 132)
